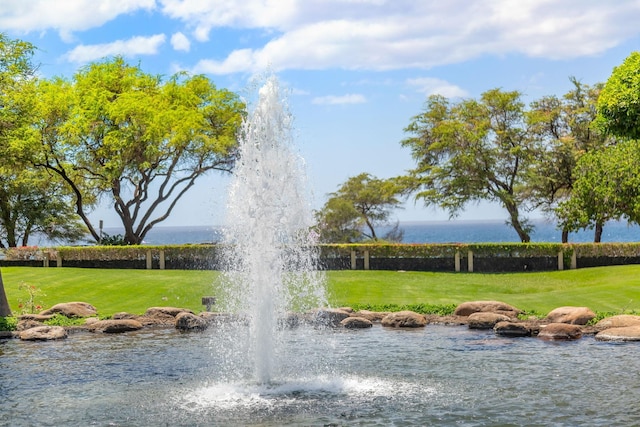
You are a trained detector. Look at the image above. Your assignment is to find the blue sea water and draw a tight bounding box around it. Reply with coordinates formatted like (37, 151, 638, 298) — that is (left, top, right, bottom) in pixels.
(94, 219, 640, 246)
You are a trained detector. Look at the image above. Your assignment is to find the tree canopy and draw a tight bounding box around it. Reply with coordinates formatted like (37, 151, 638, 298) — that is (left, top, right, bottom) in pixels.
(27, 57, 245, 245)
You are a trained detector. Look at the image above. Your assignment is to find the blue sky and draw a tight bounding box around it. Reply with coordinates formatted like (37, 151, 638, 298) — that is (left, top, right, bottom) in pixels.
(2, 0, 640, 227)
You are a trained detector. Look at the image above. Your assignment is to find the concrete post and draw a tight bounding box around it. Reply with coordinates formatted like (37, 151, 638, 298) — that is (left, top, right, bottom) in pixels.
(159, 250, 165, 270)
(350, 250, 357, 270)
(43, 253, 49, 268)
(454, 251, 461, 272)
(571, 251, 577, 269)
(467, 250, 474, 273)
(56, 254, 62, 267)
(557, 251, 564, 271)
(146, 249, 152, 270)
(364, 250, 369, 270)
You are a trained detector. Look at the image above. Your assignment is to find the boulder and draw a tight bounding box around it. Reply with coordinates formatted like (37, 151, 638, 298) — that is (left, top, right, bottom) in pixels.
(341, 316, 373, 329)
(19, 325, 67, 341)
(141, 307, 195, 325)
(0, 330, 16, 339)
(16, 319, 43, 331)
(112, 312, 140, 320)
(595, 326, 640, 342)
(494, 321, 532, 337)
(468, 312, 511, 330)
(353, 310, 390, 322)
(381, 311, 427, 328)
(40, 302, 97, 318)
(89, 319, 143, 334)
(454, 301, 522, 317)
(545, 306, 595, 325)
(175, 312, 209, 331)
(18, 313, 55, 322)
(595, 314, 640, 329)
(538, 323, 583, 340)
(313, 308, 351, 327)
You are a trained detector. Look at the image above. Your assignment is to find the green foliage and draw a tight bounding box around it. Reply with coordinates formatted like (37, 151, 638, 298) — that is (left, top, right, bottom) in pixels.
(16, 281, 45, 314)
(99, 233, 127, 246)
(43, 313, 86, 327)
(350, 303, 457, 316)
(0, 316, 17, 331)
(315, 173, 404, 243)
(401, 89, 535, 242)
(596, 51, 640, 139)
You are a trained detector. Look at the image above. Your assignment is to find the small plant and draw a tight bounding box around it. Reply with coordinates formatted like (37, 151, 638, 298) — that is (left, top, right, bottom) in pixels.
(43, 314, 86, 327)
(17, 282, 45, 315)
(0, 316, 17, 331)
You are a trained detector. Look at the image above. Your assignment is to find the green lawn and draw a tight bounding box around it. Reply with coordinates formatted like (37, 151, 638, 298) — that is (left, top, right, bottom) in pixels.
(2, 265, 640, 317)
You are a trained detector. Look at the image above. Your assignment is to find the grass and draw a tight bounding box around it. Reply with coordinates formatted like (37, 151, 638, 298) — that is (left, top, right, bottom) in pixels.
(2, 265, 640, 318)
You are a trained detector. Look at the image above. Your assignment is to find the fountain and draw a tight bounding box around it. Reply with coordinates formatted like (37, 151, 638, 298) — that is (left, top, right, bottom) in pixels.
(2, 76, 640, 426)
(217, 75, 327, 385)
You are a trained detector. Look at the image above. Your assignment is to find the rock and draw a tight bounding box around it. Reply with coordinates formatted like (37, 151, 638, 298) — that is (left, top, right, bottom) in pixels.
(84, 317, 100, 326)
(494, 321, 532, 337)
(468, 312, 511, 329)
(381, 311, 427, 328)
(313, 308, 351, 327)
(545, 306, 595, 325)
(454, 301, 522, 317)
(538, 323, 583, 340)
(341, 316, 373, 329)
(353, 310, 390, 322)
(595, 326, 640, 342)
(144, 307, 194, 318)
(19, 325, 67, 341)
(595, 314, 640, 329)
(175, 312, 209, 331)
(40, 302, 97, 318)
(16, 319, 43, 331)
(89, 319, 143, 334)
(18, 313, 55, 322)
(112, 312, 139, 320)
(337, 307, 354, 313)
(0, 330, 16, 339)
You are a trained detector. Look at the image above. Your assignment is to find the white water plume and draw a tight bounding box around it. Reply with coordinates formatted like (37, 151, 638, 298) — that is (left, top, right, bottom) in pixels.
(218, 76, 327, 384)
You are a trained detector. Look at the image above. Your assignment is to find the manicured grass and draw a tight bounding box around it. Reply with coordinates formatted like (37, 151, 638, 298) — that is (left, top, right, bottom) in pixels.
(2, 265, 640, 317)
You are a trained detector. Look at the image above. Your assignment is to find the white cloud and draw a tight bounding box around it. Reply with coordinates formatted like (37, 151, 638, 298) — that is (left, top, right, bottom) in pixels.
(406, 77, 468, 98)
(64, 34, 167, 63)
(312, 94, 366, 105)
(0, 0, 155, 40)
(170, 32, 190, 52)
(160, 0, 640, 74)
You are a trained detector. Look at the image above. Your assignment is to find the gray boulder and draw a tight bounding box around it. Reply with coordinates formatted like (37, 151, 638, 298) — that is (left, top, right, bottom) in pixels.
(494, 321, 532, 337)
(595, 314, 640, 330)
(595, 325, 640, 342)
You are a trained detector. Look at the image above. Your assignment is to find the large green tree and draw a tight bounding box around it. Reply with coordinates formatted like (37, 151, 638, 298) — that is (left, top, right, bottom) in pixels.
(315, 173, 403, 243)
(401, 89, 535, 242)
(596, 51, 640, 139)
(30, 57, 244, 245)
(527, 78, 610, 242)
(0, 33, 40, 315)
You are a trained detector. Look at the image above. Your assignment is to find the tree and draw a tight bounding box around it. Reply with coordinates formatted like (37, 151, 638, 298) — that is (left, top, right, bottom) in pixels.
(315, 173, 403, 243)
(596, 51, 640, 139)
(556, 141, 640, 242)
(401, 89, 535, 242)
(30, 57, 245, 244)
(527, 78, 610, 242)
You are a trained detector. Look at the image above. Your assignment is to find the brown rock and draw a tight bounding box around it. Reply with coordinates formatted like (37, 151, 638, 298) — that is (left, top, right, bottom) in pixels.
(112, 312, 139, 320)
(595, 314, 640, 330)
(18, 313, 55, 322)
(313, 308, 351, 327)
(468, 312, 511, 329)
(494, 321, 532, 337)
(341, 316, 373, 329)
(19, 325, 67, 341)
(381, 311, 427, 328)
(538, 323, 583, 340)
(175, 312, 209, 331)
(595, 325, 640, 342)
(454, 301, 522, 317)
(89, 319, 143, 334)
(40, 302, 97, 318)
(16, 319, 43, 331)
(144, 307, 194, 318)
(545, 306, 595, 325)
(353, 310, 390, 322)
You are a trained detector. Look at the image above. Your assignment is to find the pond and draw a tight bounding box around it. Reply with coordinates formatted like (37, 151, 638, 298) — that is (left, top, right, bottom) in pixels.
(1, 324, 639, 426)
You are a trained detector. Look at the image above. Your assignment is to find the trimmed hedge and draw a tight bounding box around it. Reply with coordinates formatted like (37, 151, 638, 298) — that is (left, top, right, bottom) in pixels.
(1, 242, 639, 272)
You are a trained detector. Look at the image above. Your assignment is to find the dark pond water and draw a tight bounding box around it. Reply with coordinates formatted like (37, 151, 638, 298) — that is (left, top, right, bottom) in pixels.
(1, 324, 639, 426)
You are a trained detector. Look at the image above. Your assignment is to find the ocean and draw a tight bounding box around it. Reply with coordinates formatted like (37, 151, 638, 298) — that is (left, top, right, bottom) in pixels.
(85, 219, 640, 246)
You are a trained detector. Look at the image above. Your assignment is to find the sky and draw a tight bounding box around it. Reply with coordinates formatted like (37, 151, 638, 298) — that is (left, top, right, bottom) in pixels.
(1, 0, 640, 228)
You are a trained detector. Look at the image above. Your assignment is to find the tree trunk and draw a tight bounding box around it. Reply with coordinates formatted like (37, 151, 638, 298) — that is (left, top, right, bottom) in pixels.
(594, 221, 603, 243)
(505, 203, 530, 243)
(561, 228, 569, 244)
(0, 269, 12, 317)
